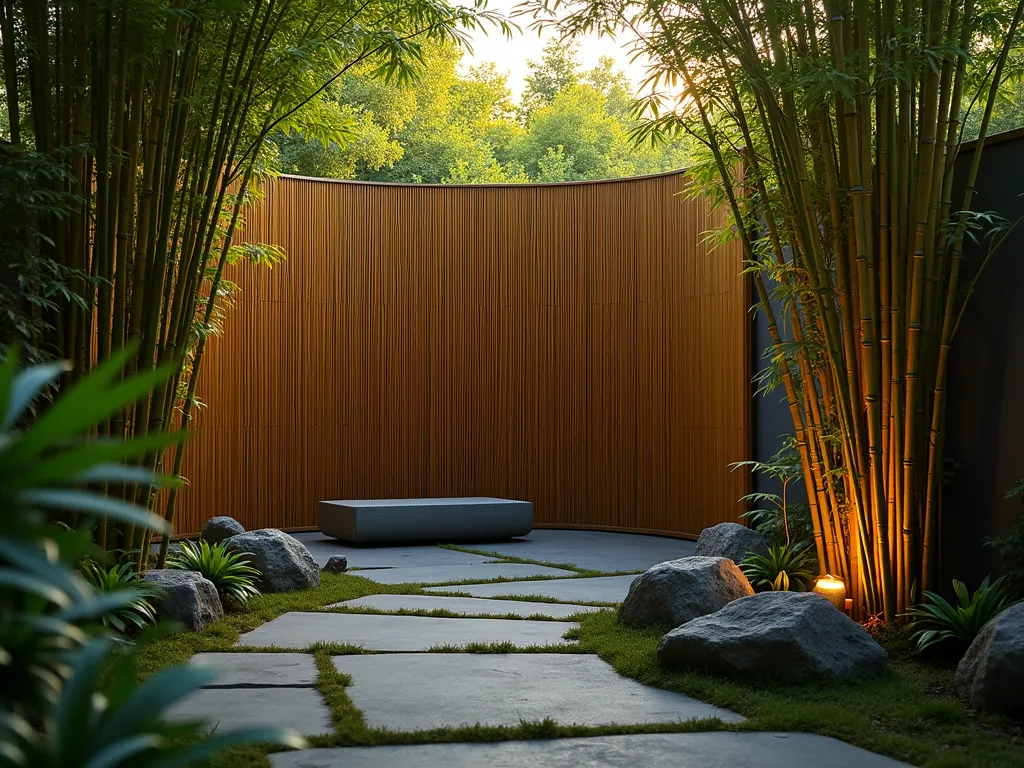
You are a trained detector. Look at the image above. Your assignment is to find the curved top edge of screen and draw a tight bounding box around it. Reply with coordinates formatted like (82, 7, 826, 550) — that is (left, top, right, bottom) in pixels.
(278, 166, 693, 189)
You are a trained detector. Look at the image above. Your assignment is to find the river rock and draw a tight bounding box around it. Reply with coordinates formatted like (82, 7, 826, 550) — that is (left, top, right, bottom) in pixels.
(657, 591, 888, 680)
(224, 529, 320, 593)
(200, 516, 246, 545)
(619, 556, 753, 628)
(956, 602, 1024, 714)
(143, 569, 224, 631)
(694, 522, 770, 565)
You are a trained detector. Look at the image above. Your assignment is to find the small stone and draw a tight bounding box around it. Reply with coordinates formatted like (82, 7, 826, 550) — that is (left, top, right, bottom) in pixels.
(658, 591, 888, 681)
(694, 522, 770, 565)
(322, 555, 348, 573)
(143, 569, 224, 631)
(956, 602, 1024, 714)
(619, 557, 753, 628)
(200, 516, 246, 545)
(223, 529, 320, 593)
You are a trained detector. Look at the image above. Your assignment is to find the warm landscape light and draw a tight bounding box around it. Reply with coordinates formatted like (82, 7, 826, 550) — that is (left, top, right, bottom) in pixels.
(813, 575, 848, 612)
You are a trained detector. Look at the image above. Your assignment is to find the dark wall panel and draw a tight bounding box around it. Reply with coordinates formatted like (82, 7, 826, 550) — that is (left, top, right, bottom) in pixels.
(944, 133, 1024, 584)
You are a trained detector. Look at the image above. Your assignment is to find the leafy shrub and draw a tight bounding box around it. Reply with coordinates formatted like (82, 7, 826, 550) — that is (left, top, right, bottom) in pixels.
(0, 347, 304, 764)
(79, 558, 159, 634)
(742, 501, 815, 550)
(903, 575, 1020, 655)
(168, 539, 262, 606)
(734, 442, 816, 549)
(740, 542, 817, 592)
(985, 478, 1024, 599)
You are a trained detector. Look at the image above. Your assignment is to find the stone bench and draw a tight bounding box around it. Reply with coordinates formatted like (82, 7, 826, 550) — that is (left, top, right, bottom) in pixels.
(317, 497, 534, 544)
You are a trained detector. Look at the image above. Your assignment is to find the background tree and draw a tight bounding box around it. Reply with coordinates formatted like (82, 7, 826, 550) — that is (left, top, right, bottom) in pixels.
(961, 60, 1024, 139)
(519, 38, 583, 118)
(511, 81, 679, 179)
(276, 39, 692, 182)
(277, 43, 526, 183)
(527, 0, 1024, 621)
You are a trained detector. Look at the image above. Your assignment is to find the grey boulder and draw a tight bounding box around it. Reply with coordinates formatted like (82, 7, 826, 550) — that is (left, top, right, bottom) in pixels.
(956, 602, 1024, 714)
(694, 522, 769, 565)
(224, 529, 320, 593)
(658, 591, 887, 681)
(323, 555, 349, 573)
(619, 556, 753, 628)
(143, 569, 224, 631)
(201, 516, 246, 545)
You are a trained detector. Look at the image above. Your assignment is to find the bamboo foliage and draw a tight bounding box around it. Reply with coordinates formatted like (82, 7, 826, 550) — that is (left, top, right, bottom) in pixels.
(1, 0, 509, 565)
(529, 0, 1024, 620)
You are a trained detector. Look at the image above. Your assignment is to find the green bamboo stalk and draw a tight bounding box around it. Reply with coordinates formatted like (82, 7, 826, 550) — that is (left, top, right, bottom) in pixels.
(157, 166, 257, 568)
(122, 1, 184, 552)
(900, 0, 946, 608)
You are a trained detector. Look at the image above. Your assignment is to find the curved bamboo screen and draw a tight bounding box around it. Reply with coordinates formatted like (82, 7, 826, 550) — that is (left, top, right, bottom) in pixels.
(175, 171, 750, 538)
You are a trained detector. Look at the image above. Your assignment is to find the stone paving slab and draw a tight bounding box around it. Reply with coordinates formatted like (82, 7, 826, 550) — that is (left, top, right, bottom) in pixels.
(270, 732, 908, 767)
(291, 533, 497, 568)
(329, 594, 606, 619)
(331, 653, 741, 730)
(426, 574, 637, 603)
(462, 529, 696, 573)
(189, 652, 318, 687)
(349, 562, 574, 585)
(238, 611, 576, 650)
(166, 688, 332, 736)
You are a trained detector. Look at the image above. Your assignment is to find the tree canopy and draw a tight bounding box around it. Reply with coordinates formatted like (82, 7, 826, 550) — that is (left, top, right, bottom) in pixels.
(274, 39, 692, 183)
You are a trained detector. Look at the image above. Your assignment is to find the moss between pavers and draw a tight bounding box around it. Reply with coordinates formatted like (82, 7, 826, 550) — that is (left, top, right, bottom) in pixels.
(141, 556, 1024, 768)
(439, 544, 644, 578)
(134, 572, 416, 679)
(309, 642, 733, 746)
(431, 589, 618, 607)
(133, 569, 615, 678)
(321, 603, 607, 622)
(570, 611, 1024, 768)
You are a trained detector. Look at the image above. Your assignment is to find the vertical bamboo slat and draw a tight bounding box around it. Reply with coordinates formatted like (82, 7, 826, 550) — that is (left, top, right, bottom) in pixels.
(176, 171, 749, 538)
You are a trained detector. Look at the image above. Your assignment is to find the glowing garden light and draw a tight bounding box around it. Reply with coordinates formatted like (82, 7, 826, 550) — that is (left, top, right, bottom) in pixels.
(813, 575, 848, 613)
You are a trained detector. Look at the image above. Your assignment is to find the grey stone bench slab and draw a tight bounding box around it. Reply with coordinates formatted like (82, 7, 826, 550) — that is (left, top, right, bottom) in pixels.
(317, 497, 533, 544)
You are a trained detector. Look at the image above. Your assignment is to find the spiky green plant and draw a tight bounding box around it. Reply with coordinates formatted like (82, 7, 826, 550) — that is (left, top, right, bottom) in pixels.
(902, 576, 1020, 655)
(740, 543, 818, 592)
(78, 559, 159, 634)
(168, 539, 261, 606)
(0, 346, 305, 764)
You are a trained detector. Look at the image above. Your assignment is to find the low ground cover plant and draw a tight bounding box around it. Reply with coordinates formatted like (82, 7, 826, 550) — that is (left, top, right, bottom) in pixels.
(169, 539, 262, 606)
(902, 575, 1020, 655)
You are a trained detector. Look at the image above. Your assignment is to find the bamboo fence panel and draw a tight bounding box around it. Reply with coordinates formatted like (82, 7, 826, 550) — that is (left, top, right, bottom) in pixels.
(175, 171, 750, 538)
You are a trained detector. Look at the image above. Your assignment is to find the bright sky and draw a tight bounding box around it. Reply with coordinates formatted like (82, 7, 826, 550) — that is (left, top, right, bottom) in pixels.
(461, 0, 649, 100)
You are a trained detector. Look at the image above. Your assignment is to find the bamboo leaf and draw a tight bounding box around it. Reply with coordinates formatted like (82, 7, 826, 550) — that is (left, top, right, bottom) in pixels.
(18, 489, 169, 534)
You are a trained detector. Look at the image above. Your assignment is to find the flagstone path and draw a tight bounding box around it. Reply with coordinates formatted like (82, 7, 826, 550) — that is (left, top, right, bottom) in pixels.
(272, 732, 906, 768)
(425, 573, 637, 602)
(171, 529, 908, 767)
(238, 610, 577, 650)
(330, 593, 602, 618)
